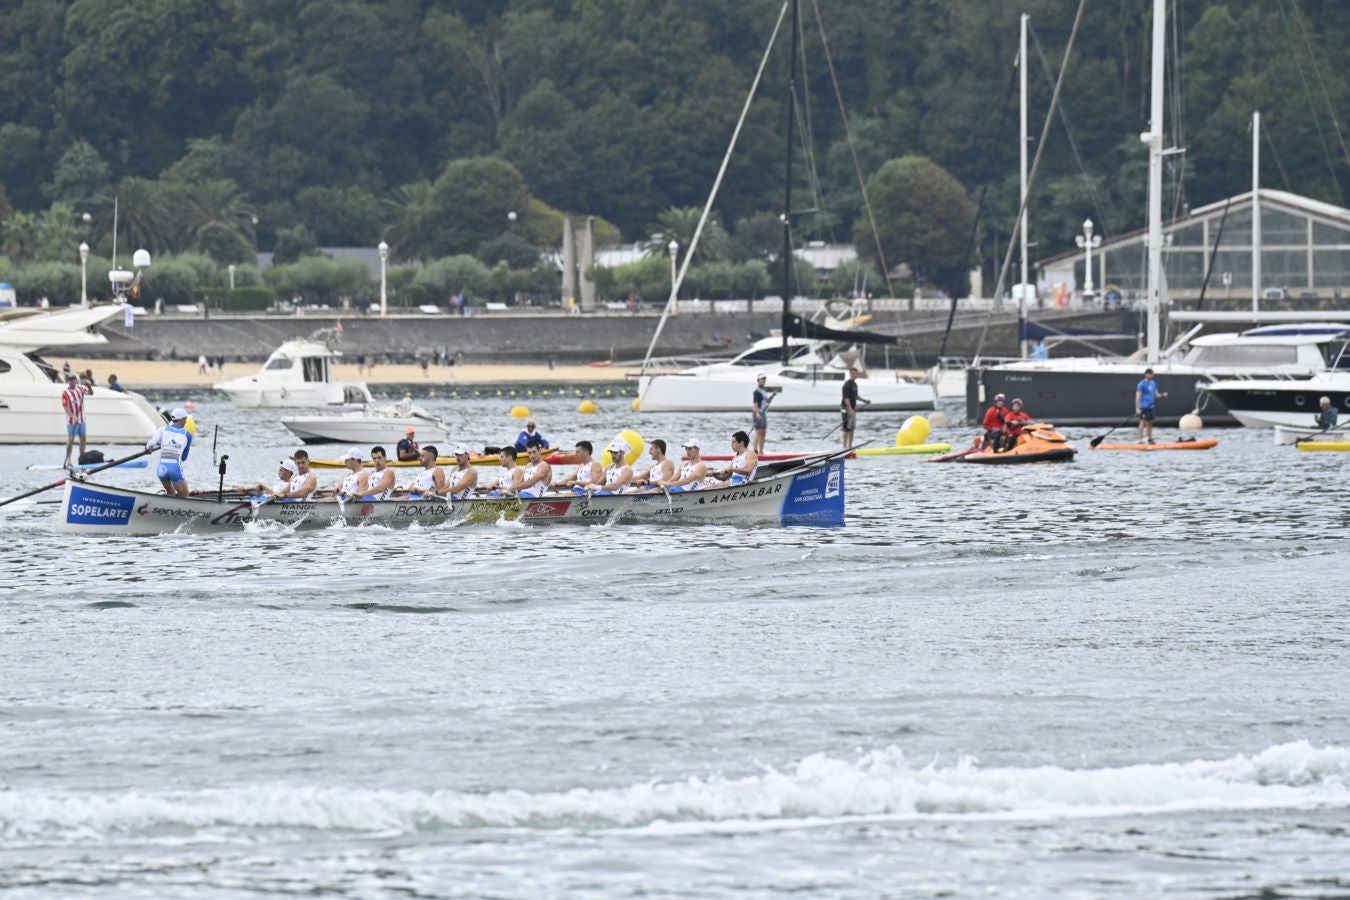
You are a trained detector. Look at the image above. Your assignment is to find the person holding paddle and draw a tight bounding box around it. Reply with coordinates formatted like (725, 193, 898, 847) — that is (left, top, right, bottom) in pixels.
(1315, 396, 1339, 430)
(1135, 368, 1168, 444)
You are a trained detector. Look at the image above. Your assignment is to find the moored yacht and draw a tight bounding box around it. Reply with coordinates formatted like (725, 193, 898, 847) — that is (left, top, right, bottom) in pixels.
(281, 396, 451, 444)
(215, 334, 373, 408)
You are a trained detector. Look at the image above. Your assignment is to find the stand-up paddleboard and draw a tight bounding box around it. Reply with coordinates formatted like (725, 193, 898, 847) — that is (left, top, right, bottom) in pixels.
(28, 459, 150, 471)
(854, 443, 952, 457)
(1090, 439, 1218, 451)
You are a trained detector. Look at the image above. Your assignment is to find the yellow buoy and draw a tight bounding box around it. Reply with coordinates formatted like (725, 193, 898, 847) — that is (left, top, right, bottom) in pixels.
(510, 405, 530, 419)
(630, 398, 641, 411)
(606, 429, 645, 465)
(896, 415, 931, 446)
(578, 399, 598, 414)
(184, 416, 198, 435)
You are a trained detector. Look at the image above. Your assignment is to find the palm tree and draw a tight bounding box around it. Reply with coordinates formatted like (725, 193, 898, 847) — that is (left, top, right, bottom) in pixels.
(646, 206, 733, 266)
(97, 177, 181, 257)
(381, 181, 433, 263)
(1, 211, 40, 263)
(181, 179, 256, 262)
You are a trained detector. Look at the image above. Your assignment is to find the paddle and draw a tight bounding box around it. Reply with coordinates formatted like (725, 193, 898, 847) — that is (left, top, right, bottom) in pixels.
(0, 447, 155, 510)
(1089, 414, 1139, 448)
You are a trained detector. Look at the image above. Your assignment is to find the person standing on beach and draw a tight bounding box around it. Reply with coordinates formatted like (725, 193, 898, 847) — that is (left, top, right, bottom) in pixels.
(751, 373, 772, 454)
(1134, 368, 1168, 444)
(61, 372, 92, 467)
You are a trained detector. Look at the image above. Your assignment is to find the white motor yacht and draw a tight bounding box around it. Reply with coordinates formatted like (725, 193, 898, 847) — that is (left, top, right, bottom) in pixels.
(281, 397, 451, 444)
(0, 306, 165, 445)
(634, 333, 936, 413)
(215, 335, 373, 408)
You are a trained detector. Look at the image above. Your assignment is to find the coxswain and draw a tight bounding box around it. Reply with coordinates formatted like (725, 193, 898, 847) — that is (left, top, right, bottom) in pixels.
(404, 446, 447, 499)
(274, 450, 317, 500)
(552, 440, 601, 491)
(712, 430, 758, 486)
(981, 393, 1008, 451)
(516, 439, 552, 497)
(445, 445, 479, 500)
(332, 448, 369, 499)
(656, 438, 710, 492)
(629, 439, 675, 491)
(146, 407, 193, 497)
(363, 446, 396, 500)
(1002, 398, 1033, 448)
(587, 439, 633, 494)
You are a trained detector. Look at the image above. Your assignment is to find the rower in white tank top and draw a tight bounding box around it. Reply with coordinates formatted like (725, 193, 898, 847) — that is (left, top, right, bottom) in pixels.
(339, 471, 364, 497)
(288, 473, 315, 499)
(519, 461, 546, 498)
(409, 467, 439, 497)
(729, 450, 757, 485)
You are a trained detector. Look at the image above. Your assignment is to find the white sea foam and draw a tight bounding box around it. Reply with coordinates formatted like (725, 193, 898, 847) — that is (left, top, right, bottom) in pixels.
(2, 742, 1347, 844)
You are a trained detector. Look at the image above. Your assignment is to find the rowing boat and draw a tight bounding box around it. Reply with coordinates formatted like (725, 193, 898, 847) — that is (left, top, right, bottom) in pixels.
(853, 443, 952, 457)
(310, 451, 579, 469)
(1273, 424, 1350, 445)
(1090, 438, 1218, 451)
(55, 455, 846, 533)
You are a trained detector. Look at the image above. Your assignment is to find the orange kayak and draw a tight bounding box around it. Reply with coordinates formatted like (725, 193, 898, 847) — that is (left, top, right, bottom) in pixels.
(1091, 439, 1219, 451)
(929, 423, 1076, 464)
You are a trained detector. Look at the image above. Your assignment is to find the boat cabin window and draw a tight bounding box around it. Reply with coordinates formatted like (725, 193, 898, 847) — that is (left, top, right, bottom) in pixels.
(343, 386, 367, 404)
(302, 357, 327, 383)
(0, 359, 10, 374)
(264, 357, 294, 371)
(1184, 345, 1300, 366)
(733, 345, 813, 364)
(1329, 342, 1350, 370)
(27, 353, 58, 382)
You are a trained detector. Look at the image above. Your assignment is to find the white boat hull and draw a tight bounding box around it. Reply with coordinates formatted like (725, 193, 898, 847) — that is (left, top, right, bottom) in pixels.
(282, 415, 452, 444)
(55, 460, 846, 533)
(0, 386, 163, 444)
(215, 381, 368, 409)
(1272, 423, 1350, 445)
(637, 370, 934, 413)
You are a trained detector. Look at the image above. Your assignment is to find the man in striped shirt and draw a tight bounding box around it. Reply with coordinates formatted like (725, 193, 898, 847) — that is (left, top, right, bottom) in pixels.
(61, 372, 93, 467)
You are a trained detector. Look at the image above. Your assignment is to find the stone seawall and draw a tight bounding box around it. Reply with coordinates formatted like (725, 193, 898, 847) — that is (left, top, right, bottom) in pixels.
(90, 309, 1138, 367)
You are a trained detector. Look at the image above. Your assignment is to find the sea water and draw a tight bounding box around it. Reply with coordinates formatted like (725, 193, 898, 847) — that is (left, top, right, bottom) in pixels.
(1, 396, 1347, 897)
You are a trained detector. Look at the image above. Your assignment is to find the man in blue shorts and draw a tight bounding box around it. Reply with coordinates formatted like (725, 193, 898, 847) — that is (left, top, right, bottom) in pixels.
(1134, 368, 1168, 444)
(146, 408, 193, 496)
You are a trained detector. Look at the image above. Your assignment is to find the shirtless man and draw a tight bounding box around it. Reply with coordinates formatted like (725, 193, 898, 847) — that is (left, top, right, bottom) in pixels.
(445, 444, 479, 500)
(587, 439, 633, 494)
(629, 439, 675, 490)
(403, 445, 447, 499)
(710, 430, 759, 486)
(274, 450, 318, 500)
(656, 438, 710, 493)
(363, 445, 396, 499)
(552, 440, 601, 491)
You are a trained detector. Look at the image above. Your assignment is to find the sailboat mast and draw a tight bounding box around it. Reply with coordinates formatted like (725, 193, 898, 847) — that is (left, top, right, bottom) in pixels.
(780, 0, 800, 365)
(1018, 13, 1030, 359)
(1144, 0, 1165, 364)
(1252, 110, 1262, 314)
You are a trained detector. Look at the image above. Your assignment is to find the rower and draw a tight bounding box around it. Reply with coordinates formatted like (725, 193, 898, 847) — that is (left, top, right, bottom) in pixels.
(656, 438, 709, 492)
(333, 448, 369, 500)
(445, 444, 479, 500)
(251, 459, 296, 498)
(363, 445, 396, 500)
(146, 407, 193, 497)
(404, 445, 447, 499)
(516, 439, 552, 497)
(711, 430, 758, 486)
(629, 439, 674, 491)
(492, 446, 521, 495)
(552, 440, 600, 491)
(586, 439, 633, 494)
(274, 449, 318, 500)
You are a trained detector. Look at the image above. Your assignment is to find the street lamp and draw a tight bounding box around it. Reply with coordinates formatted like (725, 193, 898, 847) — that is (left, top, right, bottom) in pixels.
(227, 263, 236, 291)
(79, 242, 90, 306)
(668, 239, 679, 316)
(1075, 218, 1102, 301)
(378, 241, 389, 317)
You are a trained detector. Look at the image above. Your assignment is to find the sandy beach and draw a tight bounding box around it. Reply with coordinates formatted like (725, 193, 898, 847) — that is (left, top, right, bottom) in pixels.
(58, 358, 633, 389)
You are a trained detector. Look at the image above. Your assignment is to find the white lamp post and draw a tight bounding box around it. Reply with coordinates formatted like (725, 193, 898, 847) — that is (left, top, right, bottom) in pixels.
(1075, 218, 1102, 301)
(79, 242, 90, 306)
(227, 263, 236, 291)
(668, 239, 679, 316)
(378, 241, 389, 317)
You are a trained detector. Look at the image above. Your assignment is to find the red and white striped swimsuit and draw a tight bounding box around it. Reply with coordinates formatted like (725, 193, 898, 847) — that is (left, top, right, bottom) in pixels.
(61, 385, 89, 424)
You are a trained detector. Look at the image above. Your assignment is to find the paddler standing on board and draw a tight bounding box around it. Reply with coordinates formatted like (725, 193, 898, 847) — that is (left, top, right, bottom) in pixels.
(1135, 368, 1167, 445)
(146, 407, 193, 496)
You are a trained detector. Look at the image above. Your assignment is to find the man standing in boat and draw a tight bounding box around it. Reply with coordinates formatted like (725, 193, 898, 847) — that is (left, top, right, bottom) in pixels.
(751, 374, 772, 454)
(841, 367, 870, 449)
(146, 408, 193, 497)
(1135, 368, 1168, 444)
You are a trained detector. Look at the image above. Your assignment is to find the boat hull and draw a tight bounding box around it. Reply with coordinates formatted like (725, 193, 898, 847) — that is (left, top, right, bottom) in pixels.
(282, 416, 452, 444)
(637, 371, 935, 413)
(215, 382, 367, 408)
(55, 461, 846, 533)
(967, 366, 1228, 427)
(1273, 424, 1350, 445)
(1202, 384, 1350, 429)
(0, 386, 164, 444)
(1296, 441, 1350, 452)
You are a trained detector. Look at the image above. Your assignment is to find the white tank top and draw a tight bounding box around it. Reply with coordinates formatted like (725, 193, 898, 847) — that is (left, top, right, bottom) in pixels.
(411, 468, 438, 494)
(573, 461, 599, 486)
(447, 468, 476, 500)
(497, 467, 516, 491)
(603, 464, 628, 489)
(288, 473, 315, 499)
(340, 471, 364, 496)
(519, 462, 546, 498)
(732, 451, 757, 481)
(678, 462, 700, 481)
(365, 469, 392, 500)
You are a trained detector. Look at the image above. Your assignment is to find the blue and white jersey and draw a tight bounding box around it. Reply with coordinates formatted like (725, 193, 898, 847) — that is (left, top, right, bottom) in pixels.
(147, 424, 192, 462)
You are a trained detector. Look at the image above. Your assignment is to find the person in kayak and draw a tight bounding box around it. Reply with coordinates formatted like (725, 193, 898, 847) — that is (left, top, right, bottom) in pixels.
(1002, 398, 1033, 448)
(1135, 368, 1168, 444)
(981, 394, 1008, 450)
(1315, 396, 1339, 430)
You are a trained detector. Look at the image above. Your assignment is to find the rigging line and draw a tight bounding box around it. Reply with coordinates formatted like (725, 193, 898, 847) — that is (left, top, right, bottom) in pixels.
(1028, 24, 1113, 239)
(792, 19, 828, 242)
(638, 1, 790, 379)
(937, 56, 1018, 359)
(1193, 197, 1232, 314)
(1263, 126, 1293, 193)
(974, 0, 1089, 360)
(808, 0, 894, 297)
(1167, 0, 1187, 221)
(1274, 0, 1344, 205)
(1288, 0, 1350, 177)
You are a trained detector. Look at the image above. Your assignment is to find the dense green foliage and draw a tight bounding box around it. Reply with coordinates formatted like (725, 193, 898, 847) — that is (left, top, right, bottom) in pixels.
(1, 0, 1347, 300)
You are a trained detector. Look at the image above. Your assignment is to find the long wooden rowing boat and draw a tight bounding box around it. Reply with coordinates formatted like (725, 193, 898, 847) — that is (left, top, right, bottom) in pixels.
(311, 451, 580, 469)
(55, 455, 846, 533)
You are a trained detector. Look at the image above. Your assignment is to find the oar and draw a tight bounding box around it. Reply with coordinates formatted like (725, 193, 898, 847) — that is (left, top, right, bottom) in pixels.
(1089, 414, 1139, 448)
(0, 447, 155, 509)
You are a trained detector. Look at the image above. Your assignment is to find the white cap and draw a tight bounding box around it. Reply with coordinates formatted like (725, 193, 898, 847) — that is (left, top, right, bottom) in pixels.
(1321, 396, 1331, 404)
(280, 459, 298, 475)
(453, 444, 471, 456)
(608, 438, 630, 455)
(682, 437, 702, 450)
(757, 372, 767, 381)
(170, 407, 188, 420)
(341, 448, 363, 461)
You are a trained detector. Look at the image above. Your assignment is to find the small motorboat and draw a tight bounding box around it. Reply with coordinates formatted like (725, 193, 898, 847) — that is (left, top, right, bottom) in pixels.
(1090, 438, 1218, 451)
(1273, 424, 1350, 446)
(928, 423, 1075, 464)
(282, 397, 451, 444)
(216, 332, 372, 409)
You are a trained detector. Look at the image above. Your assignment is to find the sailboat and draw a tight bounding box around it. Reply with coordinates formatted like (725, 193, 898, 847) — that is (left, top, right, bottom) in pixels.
(633, 0, 936, 415)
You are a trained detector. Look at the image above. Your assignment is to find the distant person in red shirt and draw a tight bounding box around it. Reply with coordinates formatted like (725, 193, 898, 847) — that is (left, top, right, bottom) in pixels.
(1002, 398, 1033, 449)
(61, 372, 93, 467)
(981, 393, 1008, 451)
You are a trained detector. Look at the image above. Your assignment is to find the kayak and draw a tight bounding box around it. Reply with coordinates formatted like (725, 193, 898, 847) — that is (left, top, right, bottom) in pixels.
(1296, 441, 1350, 452)
(312, 451, 579, 469)
(854, 443, 952, 457)
(928, 423, 1075, 464)
(28, 459, 150, 471)
(1091, 439, 1219, 451)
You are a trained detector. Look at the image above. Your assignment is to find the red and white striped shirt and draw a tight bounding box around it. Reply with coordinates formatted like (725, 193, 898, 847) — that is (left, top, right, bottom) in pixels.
(61, 384, 91, 424)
